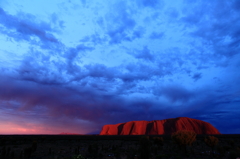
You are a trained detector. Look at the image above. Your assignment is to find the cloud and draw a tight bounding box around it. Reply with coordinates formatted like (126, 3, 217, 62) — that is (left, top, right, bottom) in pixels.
(142, 0, 158, 7)
(192, 73, 202, 81)
(0, 66, 239, 134)
(132, 26, 145, 39)
(138, 0, 164, 9)
(153, 85, 195, 103)
(130, 46, 155, 62)
(50, 13, 65, 29)
(149, 32, 164, 39)
(73, 61, 169, 85)
(64, 44, 94, 74)
(104, 1, 136, 44)
(120, 63, 157, 82)
(165, 7, 179, 19)
(181, 1, 240, 60)
(84, 64, 117, 80)
(233, 0, 240, 11)
(0, 8, 59, 46)
(0, 76, 105, 124)
(80, 33, 107, 45)
(0, 0, 239, 134)
(0, 74, 160, 132)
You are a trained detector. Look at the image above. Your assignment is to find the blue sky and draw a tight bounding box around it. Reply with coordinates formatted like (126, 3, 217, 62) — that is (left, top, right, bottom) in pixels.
(0, 0, 239, 134)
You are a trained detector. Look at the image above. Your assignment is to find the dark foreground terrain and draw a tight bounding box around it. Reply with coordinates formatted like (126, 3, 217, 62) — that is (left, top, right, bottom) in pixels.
(0, 134, 240, 159)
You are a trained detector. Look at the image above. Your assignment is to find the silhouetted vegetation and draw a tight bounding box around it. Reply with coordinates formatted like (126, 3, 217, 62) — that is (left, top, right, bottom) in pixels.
(139, 135, 151, 159)
(0, 134, 240, 159)
(171, 130, 196, 156)
(204, 135, 219, 157)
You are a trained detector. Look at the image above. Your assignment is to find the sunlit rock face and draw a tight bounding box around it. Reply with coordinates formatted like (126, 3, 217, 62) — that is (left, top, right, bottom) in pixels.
(100, 117, 221, 135)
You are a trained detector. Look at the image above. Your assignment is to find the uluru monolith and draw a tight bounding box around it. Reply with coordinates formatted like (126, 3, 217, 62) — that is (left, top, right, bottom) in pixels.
(100, 117, 221, 135)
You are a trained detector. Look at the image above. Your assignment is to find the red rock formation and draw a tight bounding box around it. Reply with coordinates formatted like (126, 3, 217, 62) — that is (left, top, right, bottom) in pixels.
(100, 117, 221, 135)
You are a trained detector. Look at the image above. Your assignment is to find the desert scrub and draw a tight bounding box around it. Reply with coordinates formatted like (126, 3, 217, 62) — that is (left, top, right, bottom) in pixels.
(229, 147, 240, 159)
(155, 154, 167, 159)
(204, 135, 219, 157)
(72, 154, 88, 159)
(171, 130, 196, 156)
(153, 137, 164, 146)
(139, 135, 151, 159)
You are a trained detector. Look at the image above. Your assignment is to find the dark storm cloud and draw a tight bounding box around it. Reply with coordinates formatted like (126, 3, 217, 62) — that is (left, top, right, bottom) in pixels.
(192, 73, 202, 81)
(1, 60, 239, 133)
(15, 47, 160, 90)
(153, 85, 195, 103)
(103, 0, 164, 44)
(0, 76, 120, 124)
(233, 0, 240, 11)
(130, 46, 155, 62)
(0, 75, 163, 128)
(105, 2, 136, 44)
(151, 88, 240, 134)
(0, 48, 200, 129)
(181, 1, 240, 60)
(0, 8, 59, 47)
(80, 33, 107, 45)
(67, 44, 95, 65)
(18, 59, 73, 87)
(120, 63, 158, 82)
(64, 44, 94, 74)
(1, 0, 239, 134)
(12, 34, 95, 84)
(151, 86, 240, 134)
(192, 108, 240, 134)
(84, 64, 117, 80)
(72, 61, 170, 84)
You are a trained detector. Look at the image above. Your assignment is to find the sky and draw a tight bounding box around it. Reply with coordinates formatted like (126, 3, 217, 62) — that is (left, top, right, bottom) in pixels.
(0, 0, 239, 135)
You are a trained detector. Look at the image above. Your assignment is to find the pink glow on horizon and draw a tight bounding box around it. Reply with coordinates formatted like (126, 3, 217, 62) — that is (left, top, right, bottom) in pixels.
(0, 121, 88, 134)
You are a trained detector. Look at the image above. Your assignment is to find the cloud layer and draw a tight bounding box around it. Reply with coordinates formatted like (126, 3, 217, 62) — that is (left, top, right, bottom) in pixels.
(0, 0, 239, 134)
